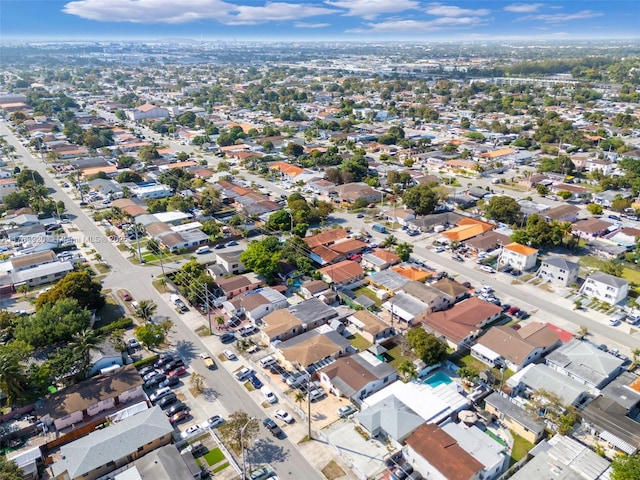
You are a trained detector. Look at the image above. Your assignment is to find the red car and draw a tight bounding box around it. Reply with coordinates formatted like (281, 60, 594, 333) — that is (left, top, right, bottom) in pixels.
(120, 291, 132, 301)
(168, 366, 187, 377)
(169, 410, 189, 424)
(507, 306, 520, 315)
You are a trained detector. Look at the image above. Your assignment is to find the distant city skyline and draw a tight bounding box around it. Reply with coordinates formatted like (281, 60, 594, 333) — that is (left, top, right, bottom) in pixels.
(1, 1, 638, 42)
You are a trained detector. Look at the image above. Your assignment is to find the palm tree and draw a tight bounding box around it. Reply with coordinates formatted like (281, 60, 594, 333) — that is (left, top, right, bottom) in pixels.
(576, 325, 589, 340)
(632, 348, 640, 366)
(134, 299, 157, 323)
(381, 234, 398, 248)
(294, 390, 306, 408)
(398, 360, 417, 383)
(70, 329, 102, 377)
(0, 353, 27, 406)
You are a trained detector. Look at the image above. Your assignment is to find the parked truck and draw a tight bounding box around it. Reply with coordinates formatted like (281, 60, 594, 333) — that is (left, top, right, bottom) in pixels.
(199, 352, 215, 369)
(372, 223, 387, 233)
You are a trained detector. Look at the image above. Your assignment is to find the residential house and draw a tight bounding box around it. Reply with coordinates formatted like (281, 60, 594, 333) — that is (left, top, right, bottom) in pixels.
(483, 393, 545, 444)
(88, 340, 124, 376)
(384, 208, 416, 226)
(357, 395, 426, 445)
(404, 424, 484, 480)
(318, 351, 397, 405)
(407, 211, 463, 233)
(382, 292, 429, 325)
(9, 250, 57, 272)
(430, 278, 471, 303)
(400, 281, 453, 313)
(276, 326, 351, 371)
(606, 227, 640, 248)
(50, 407, 173, 480)
(6, 447, 44, 480)
(0, 177, 18, 200)
(498, 242, 538, 271)
(545, 339, 625, 390)
(333, 183, 381, 204)
(347, 310, 394, 344)
(37, 365, 144, 431)
(117, 444, 202, 480)
(216, 250, 245, 275)
(392, 264, 432, 282)
(543, 204, 581, 223)
(287, 297, 340, 330)
(550, 183, 588, 199)
(360, 248, 401, 272)
(223, 287, 288, 323)
(506, 363, 588, 408)
(440, 421, 510, 480)
(11, 260, 75, 288)
(318, 260, 364, 287)
(217, 273, 264, 300)
(509, 435, 612, 480)
(419, 297, 503, 351)
(536, 256, 580, 287)
(157, 229, 208, 253)
(442, 217, 495, 243)
(593, 189, 633, 208)
(261, 309, 304, 344)
(299, 279, 331, 299)
(126, 103, 170, 121)
(465, 230, 509, 255)
(572, 217, 614, 239)
(578, 271, 629, 305)
(367, 268, 410, 294)
(471, 323, 561, 372)
(303, 228, 350, 249)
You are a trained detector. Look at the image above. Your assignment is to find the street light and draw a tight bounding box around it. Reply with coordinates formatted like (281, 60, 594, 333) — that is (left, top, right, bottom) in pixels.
(241, 417, 256, 480)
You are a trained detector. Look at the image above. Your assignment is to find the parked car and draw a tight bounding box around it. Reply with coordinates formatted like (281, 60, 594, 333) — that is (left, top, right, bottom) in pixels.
(514, 310, 529, 319)
(507, 306, 520, 315)
(309, 389, 326, 402)
(219, 333, 236, 344)
(169, 410, 190, 424)
(391, 464, 415, 480)
(127, 338, 140, 349)
(227, 317, 241, 328)
(201, 415, 225, 429)
(239, 325, 257, 336)
(249, 374, 263, 389)
(165, 402, 189, 417)
(337, 405, 357, 418)
(158, 376, 180, 389)
(120, 291, 132, 301)
(261, 386, 277, 404)
(451, 254, 464, 262)
(143, 374, 166, 389)
(161, 359, 185, 374)
(180, 424, 203, 439)
(263, 417, 284, 437)
(235, 367, 253, 381)
(226, 240, 239, 247)
(156, 393, 178, 409)
(274, 409, 294, 424)
(149, 387, 172, 403)
(223, 349, 237, 360)
(259, 355, 277, 368)
(154, 354, 174, 369)
(138, 366, 155, 378)
(480, 266, 495, 273)
(510, 269, 522, 277)
(269, 364, 286, 375)
(168, 366, 187, 377)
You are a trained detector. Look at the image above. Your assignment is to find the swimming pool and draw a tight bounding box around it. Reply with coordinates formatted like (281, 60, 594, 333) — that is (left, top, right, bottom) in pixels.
(424, 372, 453, 388)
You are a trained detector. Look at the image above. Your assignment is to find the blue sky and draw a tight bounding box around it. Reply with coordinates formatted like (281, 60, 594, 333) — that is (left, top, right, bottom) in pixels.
(1, 1, 637, 41)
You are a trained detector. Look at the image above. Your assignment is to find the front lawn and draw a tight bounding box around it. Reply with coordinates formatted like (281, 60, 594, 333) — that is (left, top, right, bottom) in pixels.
(352, 286, 382, 307)
(203, 447, 225, 466)
(94, 296, 124, 329)
(510, 432, 534, 465)
(382, 341, 414, 369)
(347, 333, 372, 351)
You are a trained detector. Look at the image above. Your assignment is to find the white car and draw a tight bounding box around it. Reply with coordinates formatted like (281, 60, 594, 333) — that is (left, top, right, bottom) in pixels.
(127, 338, 140, 349)
(223, 349, 237, 360)
(608, 317, 621, 326)
(235, 367, 253, 381)
(201, 415, 224, 429)
(274, 409, 294, 424)
(239, 325, 257, 336)
(308, 389, 325, 402)
(180, 424, 203, 439)
(480, 266, 495, 273)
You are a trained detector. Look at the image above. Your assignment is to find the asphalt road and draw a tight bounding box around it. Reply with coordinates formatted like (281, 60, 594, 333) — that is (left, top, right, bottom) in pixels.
(0, 122, 322, 480)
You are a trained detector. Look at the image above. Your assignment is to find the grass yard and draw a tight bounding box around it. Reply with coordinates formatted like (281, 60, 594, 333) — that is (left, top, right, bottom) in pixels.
(212, 462, 230, 473)
(202, 447, 225, 466)
(382, 341, 413, 369)
(321, 460, 346, 480)
(510, 432, 534, 465)
(347, 333, 372, 351)
(94, 296, 124, 329)
(352, 286, 382, 307)
(454, 354, 515, 384)
(94, 263, 111, 274)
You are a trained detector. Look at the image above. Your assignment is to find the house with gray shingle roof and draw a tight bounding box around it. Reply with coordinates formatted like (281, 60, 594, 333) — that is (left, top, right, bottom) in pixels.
(536, 256, 580, 287)
(51, 406, 173, 480)
(545, 339, 625, 390)
(507, 364, 588, 407)
(578, 271, 628, 305)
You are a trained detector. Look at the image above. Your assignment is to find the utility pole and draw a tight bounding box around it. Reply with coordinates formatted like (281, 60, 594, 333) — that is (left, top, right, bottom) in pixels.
(240, 417, 255, 480)
(205, 283, 212, 334)
(135, 223, 143, 263)
(307, 373, 312, 440)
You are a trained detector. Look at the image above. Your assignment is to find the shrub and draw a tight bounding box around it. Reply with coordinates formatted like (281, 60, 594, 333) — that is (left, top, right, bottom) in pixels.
(133, 354, 159, 370)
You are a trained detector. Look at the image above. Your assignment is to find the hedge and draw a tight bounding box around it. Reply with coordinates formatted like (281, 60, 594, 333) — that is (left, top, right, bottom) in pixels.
(133, 355, 159, 370)
(98, 317, 134, 335)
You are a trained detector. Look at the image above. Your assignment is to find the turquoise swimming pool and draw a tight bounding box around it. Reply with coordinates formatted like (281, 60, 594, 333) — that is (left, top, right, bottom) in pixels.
(424, 372, 453, 388)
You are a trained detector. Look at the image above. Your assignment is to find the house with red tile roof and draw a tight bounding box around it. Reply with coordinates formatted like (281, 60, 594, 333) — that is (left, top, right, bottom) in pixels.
(318, 260, 364, 286)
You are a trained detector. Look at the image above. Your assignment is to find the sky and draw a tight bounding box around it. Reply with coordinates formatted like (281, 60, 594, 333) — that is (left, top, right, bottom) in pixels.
(1, 1, 638, 42)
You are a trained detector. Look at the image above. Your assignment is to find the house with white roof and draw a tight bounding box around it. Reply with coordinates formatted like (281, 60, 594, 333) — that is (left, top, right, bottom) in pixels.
(578, 271, 629, 305)
(536, 256, 579, 287)
(545, 339, 625, 390)
(498, 242, 538, 271)
(507, 363, 588, 407)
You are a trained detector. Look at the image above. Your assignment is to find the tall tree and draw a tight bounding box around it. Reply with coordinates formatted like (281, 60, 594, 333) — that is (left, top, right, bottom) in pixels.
(69, 329, 102, 377)
(134, 300, 157, 323)
(0, 457, 25, 480)
(36, 271, 104, 310)
(0, 350, 27, 406)
(402, 184, 438, 215)
(395, 242, 414, 262)
(406, 328, 448, 366)
(485, 196, 523, 225)
(611, 453, 640, 480)
(217, 411, 260, 452)
(239, 237, 282, 282)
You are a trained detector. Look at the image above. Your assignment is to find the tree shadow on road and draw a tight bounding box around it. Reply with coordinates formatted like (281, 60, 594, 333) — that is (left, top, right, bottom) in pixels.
(202, 388, 219, 402)
(174, 339, 196, 361)
(247, 438, 290, 466)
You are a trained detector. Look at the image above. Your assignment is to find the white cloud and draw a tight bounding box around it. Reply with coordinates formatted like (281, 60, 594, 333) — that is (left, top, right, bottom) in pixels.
(63, 0, 336, 25)
(503, 3, 543, 13)
(352, 15, 485, 33)
(425, 3, 489, 17)
(325, 0, 419, 19)
(225, 2, 336, 25)
(294, 22, 331, 28)
(526, 9, 603, 23)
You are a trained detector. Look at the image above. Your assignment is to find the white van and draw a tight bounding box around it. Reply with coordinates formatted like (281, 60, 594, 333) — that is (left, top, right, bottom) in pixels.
(195, 245, 210, 254)
(261, 386, 277, 404)
(259, 355, 277, 368)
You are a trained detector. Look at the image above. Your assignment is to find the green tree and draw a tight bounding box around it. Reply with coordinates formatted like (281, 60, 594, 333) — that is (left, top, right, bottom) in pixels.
(381, 234, 398, 248)
(486, 196, 523, 225)
(0, 349, 27, 406)
(601, 259, 624, 277)
(398, 360, 418, 383)
(15, 168, 44, 187)
(134, 299, 157, 323)
(138, 145, 160, 163)
(406, 328, 448, 366)
(14, 298, 91, 348)
(395, 242, 413, 262)
(266, 209, 294, 232)
(239, 237, 282, 282)
(285, 142, 304, 157)
(190, 372, 206, 393)
(36, 271, 104, 310)
(611, 453, 640, 480)
(0, 457, 25, 479)
(557, 190, 573, 200)
(134, 323, 165, 350)
(217, 411, 260, 452)
(536, 184, 550, 196)
(402, 184, 438, 215)
(586, 203, 604, 215)
(69, 329, 102, 378)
